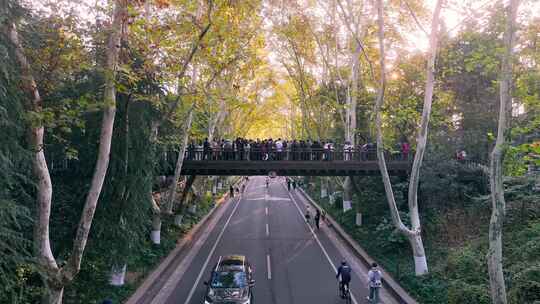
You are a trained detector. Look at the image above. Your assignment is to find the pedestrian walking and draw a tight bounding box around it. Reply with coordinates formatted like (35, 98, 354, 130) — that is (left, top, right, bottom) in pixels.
(367, 263, 383, 303)
(287, 179, 291, 191)
(241, 184, 246, 193)
(229, 185, 234, 198)
(304, 206, 312, 226)
(315, 209, 321, 230)
(292, 180, 297, 190)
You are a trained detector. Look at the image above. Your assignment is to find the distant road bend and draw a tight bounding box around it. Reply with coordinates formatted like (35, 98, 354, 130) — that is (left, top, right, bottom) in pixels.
(128, 176, 401, 304)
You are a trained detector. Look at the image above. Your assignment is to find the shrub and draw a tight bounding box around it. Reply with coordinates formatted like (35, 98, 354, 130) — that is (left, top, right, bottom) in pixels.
(446, 246, 487, 284)
(509, 264, 540, 304)
(448, 282, 491, 304)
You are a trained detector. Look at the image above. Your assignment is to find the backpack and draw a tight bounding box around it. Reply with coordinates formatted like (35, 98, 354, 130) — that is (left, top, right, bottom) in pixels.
(370, 270, 382, 287)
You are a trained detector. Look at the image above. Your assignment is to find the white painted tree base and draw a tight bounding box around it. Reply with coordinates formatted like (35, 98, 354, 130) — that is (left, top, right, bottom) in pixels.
(329, 194, 335, 205)
(217, 182, 223, 190)
(174, 214, 183, 227)
(414, 256, 428, 275)
(212, 185, 217, 195)
(355, 213, 362, 226)
(151, 230, 161, 245)
(343, 200, 352, 212)
(188, 205, 197, 214)
(109, 264, 127, 286)
(321, 188, 327, 198)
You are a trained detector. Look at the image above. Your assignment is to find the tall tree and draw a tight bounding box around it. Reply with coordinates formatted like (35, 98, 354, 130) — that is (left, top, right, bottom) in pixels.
(2, 0, 127, 302)
(487, 0, 521, 303)
(373, 0, 444, 275)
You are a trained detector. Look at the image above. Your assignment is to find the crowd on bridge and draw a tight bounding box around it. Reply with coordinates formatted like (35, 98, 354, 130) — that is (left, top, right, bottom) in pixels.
(184, 137, 411, 162)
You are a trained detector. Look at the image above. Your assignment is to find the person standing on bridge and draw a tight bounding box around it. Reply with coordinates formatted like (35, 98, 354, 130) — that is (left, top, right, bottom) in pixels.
(203, 137, 211, 160)
(401, 140, 410, 161)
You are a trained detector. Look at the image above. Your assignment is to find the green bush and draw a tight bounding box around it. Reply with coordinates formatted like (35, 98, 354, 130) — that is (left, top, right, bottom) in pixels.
(509, 265, 540, 304)
(400, 274, 448, 304)
(448, 282, 491, 304)
(446, 246, 487, 284)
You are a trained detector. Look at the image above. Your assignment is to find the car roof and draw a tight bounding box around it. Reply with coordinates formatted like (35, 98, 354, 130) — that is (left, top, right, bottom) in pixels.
(215, 255, 247, 271)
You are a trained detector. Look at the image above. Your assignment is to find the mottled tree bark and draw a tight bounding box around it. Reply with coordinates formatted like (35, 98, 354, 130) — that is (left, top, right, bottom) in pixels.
(488, 1, 520, 303)
(4, 0, 127, 302)
(166, 108, 194, 213)
(373, 0, 443, 276)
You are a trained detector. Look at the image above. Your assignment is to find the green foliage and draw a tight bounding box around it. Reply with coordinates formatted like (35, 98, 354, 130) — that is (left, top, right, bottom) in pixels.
(374, 215, 409, 251)
(446, 246, 487, 285)
(448, 282, 491, 304)
(508, 265, 540, 304)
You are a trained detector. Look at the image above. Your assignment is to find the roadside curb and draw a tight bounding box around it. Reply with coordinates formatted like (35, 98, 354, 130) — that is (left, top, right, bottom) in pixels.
(296, 187, 418, 304)
(125, 179, 243, 304)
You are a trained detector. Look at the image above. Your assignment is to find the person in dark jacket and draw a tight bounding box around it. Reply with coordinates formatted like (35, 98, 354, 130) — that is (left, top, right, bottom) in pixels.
(203, 137, 211, 160)
(315, 209, 321, 229)
(336, 261, 352, 298)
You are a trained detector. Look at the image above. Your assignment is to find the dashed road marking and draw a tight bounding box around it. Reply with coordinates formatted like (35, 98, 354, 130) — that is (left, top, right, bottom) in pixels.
(182, 196, 243, 304)
(267, 254, 272, 280)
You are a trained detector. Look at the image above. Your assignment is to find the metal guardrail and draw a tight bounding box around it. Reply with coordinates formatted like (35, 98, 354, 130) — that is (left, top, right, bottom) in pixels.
(178, 148, 411, 162)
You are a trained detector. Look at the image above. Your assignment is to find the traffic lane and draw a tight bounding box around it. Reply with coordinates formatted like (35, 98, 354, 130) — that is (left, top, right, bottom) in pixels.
(180, 177, 274, 304)
(266, 179, 347, 304)
(163, 182, 249, 304)
(287, 185, 389, 303)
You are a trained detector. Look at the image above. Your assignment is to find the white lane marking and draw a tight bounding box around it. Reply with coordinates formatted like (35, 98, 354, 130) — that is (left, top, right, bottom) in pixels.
(182, 196, 243, 304)
(265, 207, 268, 215)
(267, 254, 272, 280)
(266, 223, 270, 237)
(284, 184, 359, 304)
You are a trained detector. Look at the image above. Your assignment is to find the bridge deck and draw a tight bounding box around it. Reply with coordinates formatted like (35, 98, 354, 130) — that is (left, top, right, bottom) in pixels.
(181, 160, 410, 176)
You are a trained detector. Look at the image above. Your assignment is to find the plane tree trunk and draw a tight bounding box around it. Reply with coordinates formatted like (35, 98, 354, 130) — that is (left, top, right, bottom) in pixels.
(487, 1, 520, 303)
(166, 108, 194, 214)
(4, 0, 127, 302)
(373, 0, 443, 276)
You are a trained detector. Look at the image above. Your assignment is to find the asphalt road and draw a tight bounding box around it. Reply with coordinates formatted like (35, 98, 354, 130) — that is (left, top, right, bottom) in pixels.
(135, 176, 396, 304)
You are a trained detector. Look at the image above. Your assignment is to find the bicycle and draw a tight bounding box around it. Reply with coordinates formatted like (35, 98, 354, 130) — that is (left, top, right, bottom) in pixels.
(338, 281, 352, 304)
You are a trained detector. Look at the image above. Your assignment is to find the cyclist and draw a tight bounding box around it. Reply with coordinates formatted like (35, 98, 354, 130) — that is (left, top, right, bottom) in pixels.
(336, 261, 352, 299)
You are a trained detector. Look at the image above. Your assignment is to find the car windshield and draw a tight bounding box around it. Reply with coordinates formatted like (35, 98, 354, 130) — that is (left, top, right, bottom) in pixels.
(210, 271, 247, 288)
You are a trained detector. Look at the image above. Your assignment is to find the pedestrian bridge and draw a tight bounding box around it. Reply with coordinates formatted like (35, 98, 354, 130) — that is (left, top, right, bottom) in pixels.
(166, 149, 411, 176)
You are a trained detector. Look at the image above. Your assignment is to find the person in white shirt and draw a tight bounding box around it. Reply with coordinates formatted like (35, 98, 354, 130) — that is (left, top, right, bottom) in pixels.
(275, 139, 283, 160)
(344, 141, 353, 161)
(367, 263, 382, 303)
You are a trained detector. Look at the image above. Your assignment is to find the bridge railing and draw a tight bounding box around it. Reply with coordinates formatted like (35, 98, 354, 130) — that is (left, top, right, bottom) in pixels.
(179, 148, 410, 162)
